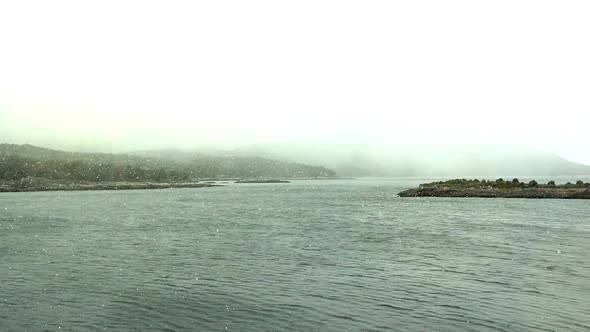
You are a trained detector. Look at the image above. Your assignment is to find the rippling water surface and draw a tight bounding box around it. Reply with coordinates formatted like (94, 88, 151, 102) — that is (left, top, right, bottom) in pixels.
(1, 178, 589, 331)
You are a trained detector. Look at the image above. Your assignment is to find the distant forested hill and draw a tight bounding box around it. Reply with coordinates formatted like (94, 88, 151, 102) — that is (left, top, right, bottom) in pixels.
(0, 144, 336, 182)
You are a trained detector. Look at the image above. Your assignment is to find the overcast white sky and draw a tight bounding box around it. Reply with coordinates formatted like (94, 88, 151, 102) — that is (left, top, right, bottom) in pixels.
(0, 0, 589, 164)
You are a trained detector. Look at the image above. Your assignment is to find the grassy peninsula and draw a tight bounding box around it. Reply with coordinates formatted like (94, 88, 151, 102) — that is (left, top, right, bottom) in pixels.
(399, 178, 590, 199)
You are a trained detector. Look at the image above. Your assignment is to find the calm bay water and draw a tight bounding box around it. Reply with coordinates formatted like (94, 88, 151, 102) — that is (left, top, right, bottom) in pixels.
(1, 178, 589, 331)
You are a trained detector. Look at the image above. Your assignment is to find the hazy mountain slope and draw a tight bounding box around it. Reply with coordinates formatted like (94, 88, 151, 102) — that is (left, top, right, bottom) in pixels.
(129, 149, 336, 179)
(0, 144, 336, 181)
(0, 143, 170, 168)
(234, 142, 590, 177)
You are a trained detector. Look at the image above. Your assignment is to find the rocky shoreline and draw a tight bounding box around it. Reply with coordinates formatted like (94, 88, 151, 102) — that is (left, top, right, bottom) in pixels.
(0, 179, 220, 193)
(234, 179, 291, 184)
(0, 176, 354, 192)
(399, 179, 590, 199)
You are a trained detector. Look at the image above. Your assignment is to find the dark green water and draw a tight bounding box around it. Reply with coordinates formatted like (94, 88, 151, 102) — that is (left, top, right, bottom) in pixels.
(1, 179, 589, 331)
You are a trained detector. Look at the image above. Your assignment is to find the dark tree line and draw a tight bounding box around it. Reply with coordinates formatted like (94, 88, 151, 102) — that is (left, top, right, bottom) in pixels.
(0, 153, 336, 183)
(0, 155, 191, 182)
(424, 178, 590, 189)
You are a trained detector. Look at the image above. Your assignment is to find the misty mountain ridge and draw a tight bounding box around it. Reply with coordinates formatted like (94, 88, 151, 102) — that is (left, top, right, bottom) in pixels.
(2, 142, 589, 179)
(0, 143, 336, 182)
(230, 142, 590, 177)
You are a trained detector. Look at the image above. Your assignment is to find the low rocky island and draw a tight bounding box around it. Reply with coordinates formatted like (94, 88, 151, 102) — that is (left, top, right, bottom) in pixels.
(235, 179, 291, 184)
(399, 178, 590, 199)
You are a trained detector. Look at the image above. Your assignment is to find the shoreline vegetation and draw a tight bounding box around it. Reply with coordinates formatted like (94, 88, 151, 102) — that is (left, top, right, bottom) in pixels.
(399, 178, 590, 199)
(0, 177, 357, 192)
(0, 177, 356, 192)
(0, 143, 339, 192)
(235, 179, 291, 184)
(0, 179, 220, 193)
